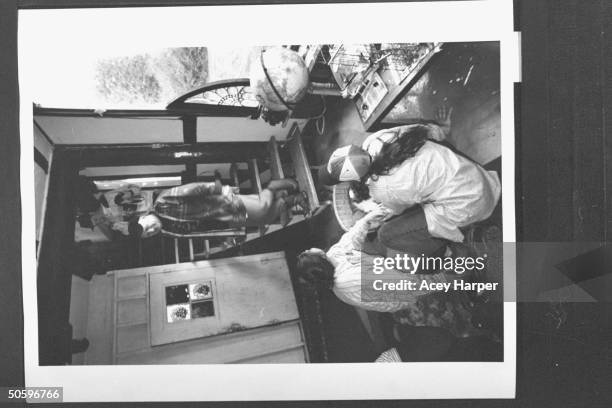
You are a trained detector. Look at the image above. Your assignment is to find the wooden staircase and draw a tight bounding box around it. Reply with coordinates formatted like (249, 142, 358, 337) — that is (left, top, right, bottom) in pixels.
(161, 123, 322, 264)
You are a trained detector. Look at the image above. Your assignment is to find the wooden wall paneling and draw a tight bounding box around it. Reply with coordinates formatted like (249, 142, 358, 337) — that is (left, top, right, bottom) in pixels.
(146, 252, 299, 346)
(37, 149, 80, 364)
(182, 115, 198, 184)
(267, 136, 284, 180)
(519, 0, 550, 241)
(68, 143, 269, 167)
(248, 158, 263, 194)
(517, 1, 611, 404)
(602, 0, 612, 243)
(0, 0, 22, 384)
(116, 320, 306, 365)
(516, 0, 553, 400)
(248, 158, 267, 236)
(286, 124, 320, 209)
(514, 81, 523, 240)
(83, 275, 114, 365)
(546, 0, 577, 241)
(571, 0, 605, 242)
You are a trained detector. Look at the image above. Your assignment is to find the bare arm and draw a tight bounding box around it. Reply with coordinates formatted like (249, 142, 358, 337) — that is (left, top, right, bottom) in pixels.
(327, 206, 388, 263)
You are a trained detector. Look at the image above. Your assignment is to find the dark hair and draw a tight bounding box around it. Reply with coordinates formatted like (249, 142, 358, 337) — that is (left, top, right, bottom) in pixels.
(114, 192, 125, 206)
(368, 124, 430, 177)
(296, 251, 335, 291)
(349, 180, 371, 202)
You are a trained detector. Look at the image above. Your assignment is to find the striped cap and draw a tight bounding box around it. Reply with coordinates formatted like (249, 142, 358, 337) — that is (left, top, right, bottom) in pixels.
(318, 145, 371, 185)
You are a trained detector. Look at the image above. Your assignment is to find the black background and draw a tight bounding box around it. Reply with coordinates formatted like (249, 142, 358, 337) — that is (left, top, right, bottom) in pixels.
(1, 0, 611, 406)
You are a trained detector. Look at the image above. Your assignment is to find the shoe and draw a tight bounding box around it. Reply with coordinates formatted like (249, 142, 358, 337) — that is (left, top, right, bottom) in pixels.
(278, 199, 292, 227)
(292, 191, 311, 217)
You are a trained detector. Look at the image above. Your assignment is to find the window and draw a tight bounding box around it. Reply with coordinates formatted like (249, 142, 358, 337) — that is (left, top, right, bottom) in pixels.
(32, 45, 263, 110)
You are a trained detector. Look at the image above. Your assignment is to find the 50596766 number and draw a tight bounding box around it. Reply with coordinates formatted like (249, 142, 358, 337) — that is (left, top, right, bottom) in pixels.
(3, 387, 62, 402)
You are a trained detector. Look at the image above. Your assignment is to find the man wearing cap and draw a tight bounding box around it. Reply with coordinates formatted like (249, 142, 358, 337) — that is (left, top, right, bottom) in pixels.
(319, 107, 501, 259)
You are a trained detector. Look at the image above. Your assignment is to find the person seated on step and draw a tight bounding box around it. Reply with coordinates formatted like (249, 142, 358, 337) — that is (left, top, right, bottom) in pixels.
(318, 106, 500, 264)
(296, 205, 474, 313)
(131, 178, 308, 238)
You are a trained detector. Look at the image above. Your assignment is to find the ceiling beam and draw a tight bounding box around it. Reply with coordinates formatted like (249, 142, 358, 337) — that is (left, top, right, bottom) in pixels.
(182, 115, 198, 183)
(182, 115, 197, 144)
(60, 142, 269, 167)
(34, 147, 49, 173)
(34, 119, 55, 147)
(33, 105, 255, 118)
(86, 172, 184, 181)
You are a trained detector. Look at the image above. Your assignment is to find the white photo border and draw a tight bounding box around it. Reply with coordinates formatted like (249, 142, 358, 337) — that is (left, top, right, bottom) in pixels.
(19, 0, 518, 401)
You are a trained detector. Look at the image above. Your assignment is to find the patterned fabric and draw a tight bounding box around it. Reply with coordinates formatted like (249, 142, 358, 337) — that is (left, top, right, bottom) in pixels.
(375, 348, 402, 363)
(391, 291, 475, 338)
(88, 185, 155, 237)
(102, 184, 154, 222)
(153, 182, 247, 233)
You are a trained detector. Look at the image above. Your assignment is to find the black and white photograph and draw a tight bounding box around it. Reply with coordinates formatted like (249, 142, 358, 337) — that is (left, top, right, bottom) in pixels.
(17, 1, 518, 402)
(33, 41, 504, 367)
(4, 0, 612, 406)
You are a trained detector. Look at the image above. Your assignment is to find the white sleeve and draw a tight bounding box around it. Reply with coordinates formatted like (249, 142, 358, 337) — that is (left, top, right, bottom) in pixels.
(326, 218, 370, 265)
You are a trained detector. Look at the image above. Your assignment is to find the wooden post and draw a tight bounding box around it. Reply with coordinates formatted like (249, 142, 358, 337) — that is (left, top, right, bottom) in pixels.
(286, 124, 320, 209)
(230, 163, 240, 187)
(204, 240, 210, 259)
(267, 136, 285, 180)
(37, 149, 79, 365)
(248, 158, 267, 236)
(160, 236, 166, 264)
(182, 115, 198, 184)
(188, 238, 195, 262)
(174, 238, 180, 264)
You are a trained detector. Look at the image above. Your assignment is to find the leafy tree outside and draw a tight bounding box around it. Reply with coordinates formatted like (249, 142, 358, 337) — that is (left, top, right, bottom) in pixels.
(95, 47, 208, 106)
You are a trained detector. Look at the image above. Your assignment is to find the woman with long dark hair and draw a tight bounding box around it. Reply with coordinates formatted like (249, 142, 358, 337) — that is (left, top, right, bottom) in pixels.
(319, 109, 500, 258)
